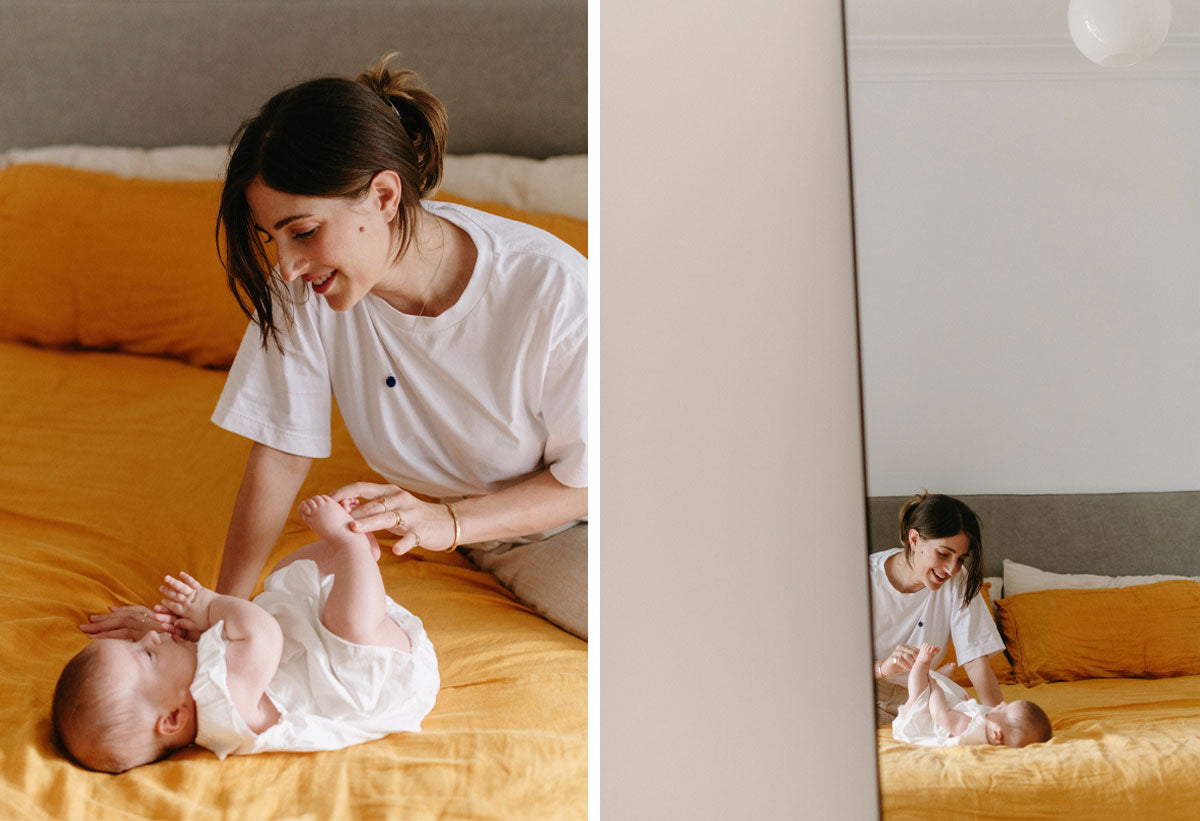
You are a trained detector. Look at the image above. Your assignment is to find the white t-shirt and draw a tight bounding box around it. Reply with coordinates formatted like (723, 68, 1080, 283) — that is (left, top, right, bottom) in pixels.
(869, 548, 1004, 685)
(212, 200, 587, 501)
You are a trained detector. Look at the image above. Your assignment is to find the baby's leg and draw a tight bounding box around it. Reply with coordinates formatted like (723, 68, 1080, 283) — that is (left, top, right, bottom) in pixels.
(298, 495, 411, 652)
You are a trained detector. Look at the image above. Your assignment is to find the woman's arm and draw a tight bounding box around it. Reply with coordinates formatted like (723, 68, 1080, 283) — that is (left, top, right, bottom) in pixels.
(216, 442, 313, 598)
(961, 654, 1003, 707)
(330, 468, 586, 554)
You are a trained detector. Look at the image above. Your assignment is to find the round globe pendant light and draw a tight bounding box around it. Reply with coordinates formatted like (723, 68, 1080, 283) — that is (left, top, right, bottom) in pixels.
(1068, 0, 1172, 67)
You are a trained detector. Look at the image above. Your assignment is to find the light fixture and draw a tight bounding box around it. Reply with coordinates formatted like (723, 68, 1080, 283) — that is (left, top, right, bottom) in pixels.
(1068, 0, 1172, 67)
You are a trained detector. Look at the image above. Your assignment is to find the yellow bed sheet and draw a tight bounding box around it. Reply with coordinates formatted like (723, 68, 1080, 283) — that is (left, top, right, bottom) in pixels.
(0, 341, 586, 820)
(877, 675, 1200, 820)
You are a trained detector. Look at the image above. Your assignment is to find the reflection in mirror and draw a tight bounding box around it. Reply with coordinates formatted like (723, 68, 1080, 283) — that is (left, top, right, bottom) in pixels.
(844, 2, 1200, 816)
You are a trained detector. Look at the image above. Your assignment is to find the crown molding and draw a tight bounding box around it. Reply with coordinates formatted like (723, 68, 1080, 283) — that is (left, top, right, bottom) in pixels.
(847, 34, 1200, 82)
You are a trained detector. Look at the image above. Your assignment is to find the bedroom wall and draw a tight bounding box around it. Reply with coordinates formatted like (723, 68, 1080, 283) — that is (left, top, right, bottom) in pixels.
(602, 1, 878, 817)
(845, 3, 1200, 496)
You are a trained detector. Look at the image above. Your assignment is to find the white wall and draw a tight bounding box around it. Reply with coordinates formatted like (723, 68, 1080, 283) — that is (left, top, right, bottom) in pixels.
(601, 1, 878, 818)
(846, 11, 1200, 496)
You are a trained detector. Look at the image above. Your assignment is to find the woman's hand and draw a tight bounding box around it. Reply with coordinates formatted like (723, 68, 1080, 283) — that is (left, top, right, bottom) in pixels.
(79, 604, 174, 641)
(879, 643, 919, 678)
(328, 482, 456, 555)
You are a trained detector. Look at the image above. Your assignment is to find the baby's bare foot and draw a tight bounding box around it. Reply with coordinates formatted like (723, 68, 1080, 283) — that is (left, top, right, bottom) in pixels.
(917, 643, 939, 664)
(935, 661, 957, 676)
(300, 495, 365, 545)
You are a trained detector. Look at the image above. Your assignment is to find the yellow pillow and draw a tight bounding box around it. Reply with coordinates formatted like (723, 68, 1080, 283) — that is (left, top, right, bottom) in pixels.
(0, 164, 587, 368)
(994, 580, 1200, 685)
(0, 164, 244, 367)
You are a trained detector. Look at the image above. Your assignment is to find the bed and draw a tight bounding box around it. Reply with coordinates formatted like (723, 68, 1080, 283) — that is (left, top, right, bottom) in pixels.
(0, 2, 587, 819)
(867, 493, 1200, 820)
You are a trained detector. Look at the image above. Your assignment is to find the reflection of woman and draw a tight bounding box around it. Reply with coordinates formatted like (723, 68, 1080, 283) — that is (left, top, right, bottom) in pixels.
(869, 492, 1003, 725)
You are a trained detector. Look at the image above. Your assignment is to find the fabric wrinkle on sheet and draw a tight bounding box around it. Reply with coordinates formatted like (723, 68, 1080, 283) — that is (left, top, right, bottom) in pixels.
(190, 559, 439, 759)
(892, 669, 990, 747)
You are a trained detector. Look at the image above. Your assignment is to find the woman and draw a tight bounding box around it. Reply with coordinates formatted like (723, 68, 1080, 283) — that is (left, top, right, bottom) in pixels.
(88, 55, 587, 640)
(870, 492, 1002, 725)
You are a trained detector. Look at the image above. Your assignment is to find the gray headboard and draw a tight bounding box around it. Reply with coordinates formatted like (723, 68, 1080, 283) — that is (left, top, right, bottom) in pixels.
(867, 492, 1200, 578)
(0, 0, 586, 158)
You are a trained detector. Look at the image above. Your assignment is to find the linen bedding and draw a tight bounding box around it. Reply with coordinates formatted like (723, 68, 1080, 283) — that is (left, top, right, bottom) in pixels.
(878, 674, 1200, 820)
(0, 156, 588, 820)
(875, 558, 1200, 821)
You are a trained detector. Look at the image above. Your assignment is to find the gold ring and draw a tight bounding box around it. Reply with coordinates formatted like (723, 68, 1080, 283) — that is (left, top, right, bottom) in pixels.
(413, 531, 421, 548)
(374, 496, 389, 510)
(394, 509, 404, 528)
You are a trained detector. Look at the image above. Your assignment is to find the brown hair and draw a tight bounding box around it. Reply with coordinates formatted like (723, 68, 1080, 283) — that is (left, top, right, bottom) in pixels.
(897, 490, 984, 609)
(216, 53, 449, 350)
(1006, 700, 1053, 747)
(52, 644, 170, 773)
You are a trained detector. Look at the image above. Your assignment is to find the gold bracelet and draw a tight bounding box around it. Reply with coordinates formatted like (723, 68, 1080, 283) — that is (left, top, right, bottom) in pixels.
(875, 661, 884, 679)
(444, 502, 461, 551)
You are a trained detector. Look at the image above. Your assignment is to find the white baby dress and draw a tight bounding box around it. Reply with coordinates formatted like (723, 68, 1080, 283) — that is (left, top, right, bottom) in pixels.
(189, 559, 439, 758)
(892, 669, 990, 747)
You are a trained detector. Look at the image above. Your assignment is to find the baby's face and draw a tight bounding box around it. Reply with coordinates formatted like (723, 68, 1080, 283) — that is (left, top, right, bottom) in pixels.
(96, 630, 198, 708)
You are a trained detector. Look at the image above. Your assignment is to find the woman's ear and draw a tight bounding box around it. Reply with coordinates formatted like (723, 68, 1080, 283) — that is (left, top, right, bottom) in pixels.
(907, 528, 921, 549)
(368, 170, 403, 221)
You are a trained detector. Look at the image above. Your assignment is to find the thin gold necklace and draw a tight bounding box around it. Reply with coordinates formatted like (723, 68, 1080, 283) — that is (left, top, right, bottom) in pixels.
(415, 217, 447, 317)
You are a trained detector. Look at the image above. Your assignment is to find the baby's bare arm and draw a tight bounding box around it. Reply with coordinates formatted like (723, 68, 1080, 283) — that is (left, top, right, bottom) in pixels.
(161, 573, 282, 725)
(927, 682, 971, 737)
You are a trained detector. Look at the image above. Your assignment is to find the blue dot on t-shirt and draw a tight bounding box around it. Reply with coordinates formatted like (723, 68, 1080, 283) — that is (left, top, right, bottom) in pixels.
(385, 376, 397, 388)
(918, 621, 923, 627)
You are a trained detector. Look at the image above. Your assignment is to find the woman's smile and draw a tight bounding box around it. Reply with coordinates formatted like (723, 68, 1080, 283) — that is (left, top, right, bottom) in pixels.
(307, 270, 338, 294)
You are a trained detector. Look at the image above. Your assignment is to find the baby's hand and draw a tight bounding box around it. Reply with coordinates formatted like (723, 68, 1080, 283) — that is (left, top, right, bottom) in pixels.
(159, 571, 216, 636)
(917, 643, 939, 664)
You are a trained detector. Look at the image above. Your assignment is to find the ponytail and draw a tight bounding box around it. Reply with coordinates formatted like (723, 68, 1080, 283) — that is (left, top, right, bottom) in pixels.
(356, 53, 448, 198)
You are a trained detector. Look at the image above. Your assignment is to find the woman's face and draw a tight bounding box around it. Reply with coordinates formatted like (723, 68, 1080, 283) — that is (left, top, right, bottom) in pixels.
(245, 174, 399, 312)
(907, 529, 970, 591)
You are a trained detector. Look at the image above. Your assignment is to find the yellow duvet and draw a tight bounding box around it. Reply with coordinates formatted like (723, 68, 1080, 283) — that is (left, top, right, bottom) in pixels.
(877, 675, 1200, 820)
(0, 341, 587, 820)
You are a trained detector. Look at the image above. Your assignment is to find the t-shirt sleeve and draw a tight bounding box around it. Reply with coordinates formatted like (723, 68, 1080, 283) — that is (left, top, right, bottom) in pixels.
(948, 588, 1005, 665)
(211, 300, 334, 458)
(541, 314, 587, 488)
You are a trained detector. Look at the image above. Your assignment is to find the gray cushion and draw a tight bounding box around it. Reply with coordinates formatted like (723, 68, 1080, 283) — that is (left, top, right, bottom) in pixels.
(0, 0, 585, 158)
(867, 491, 1200, 578)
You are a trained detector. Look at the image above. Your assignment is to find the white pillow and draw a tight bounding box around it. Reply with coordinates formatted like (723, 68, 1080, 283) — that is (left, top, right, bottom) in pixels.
(1, 144, 229, 179)
(442, 153, 587, 220)
(0, 145, 587, 220)
(984, 576, 1003, 598)
(1002, 558, 1198, 597)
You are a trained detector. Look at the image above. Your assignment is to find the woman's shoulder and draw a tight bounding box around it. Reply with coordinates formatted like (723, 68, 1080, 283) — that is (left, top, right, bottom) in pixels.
(869, 547, 901, 572)
(428, 199, 586, 272)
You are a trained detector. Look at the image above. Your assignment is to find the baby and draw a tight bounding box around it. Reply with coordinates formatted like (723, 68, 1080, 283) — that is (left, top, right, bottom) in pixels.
(892, 642, 1051, 748)
(52, 494, 439, 773)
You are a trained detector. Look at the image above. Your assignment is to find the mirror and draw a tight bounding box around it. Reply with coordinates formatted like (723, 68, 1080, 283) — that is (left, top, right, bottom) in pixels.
(844, 0, 1200, 807)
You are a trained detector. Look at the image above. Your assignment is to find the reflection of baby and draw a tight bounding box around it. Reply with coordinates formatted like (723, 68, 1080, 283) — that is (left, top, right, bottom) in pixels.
(52, 494, 439, 773)
(893, 642, 1051, 748)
